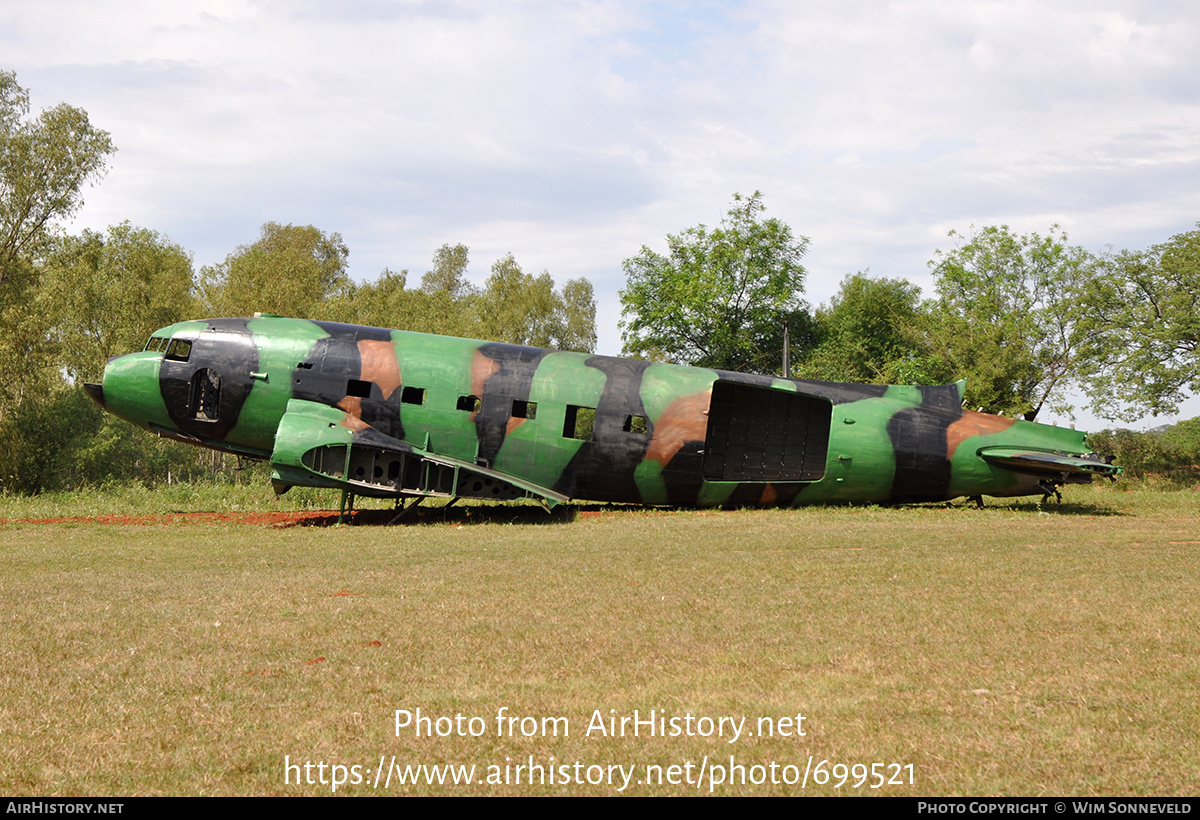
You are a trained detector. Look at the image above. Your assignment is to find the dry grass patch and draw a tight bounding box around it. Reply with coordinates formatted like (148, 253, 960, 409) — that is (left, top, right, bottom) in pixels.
(1, 486, 1198, 795)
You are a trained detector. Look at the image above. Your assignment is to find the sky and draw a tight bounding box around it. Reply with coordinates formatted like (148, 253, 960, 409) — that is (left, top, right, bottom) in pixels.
(4, 0, 1199, 430)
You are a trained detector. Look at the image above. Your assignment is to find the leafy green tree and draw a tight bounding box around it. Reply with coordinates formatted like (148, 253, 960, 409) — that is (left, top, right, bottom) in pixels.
(323, 243, 595, 350)
(1077, 226, 1200, 421)
(1161, 415, 1200, 458)
(928, 225, 1093, 420)
(477, 254, 556, 346)
(421, 243, 472, 299)
(1, 70, 115, 397)
(325, 267, 423, 330)
(325, 244, 476, 334)
(43, 222, 195, 381)
(0, 70, 116, 490)
(0, 256, 56, 404)
(797, 273, 944, 384)
(475, 254, 595, 351)
(0, 223, 196, 493)
(199, 222, 349, 318)
(558, 277, 597, 353)
(619, 191, 809, 374)
(1, 70, 114, 285)
(418, 243, 475, 337)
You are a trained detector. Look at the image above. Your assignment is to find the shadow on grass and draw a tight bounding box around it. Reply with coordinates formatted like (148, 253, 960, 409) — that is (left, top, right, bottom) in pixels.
(337, 495, 1130, 526)
(337, 501, 707, 527)
(340, 502, 580, 527)
(936, 498, 1129, 516)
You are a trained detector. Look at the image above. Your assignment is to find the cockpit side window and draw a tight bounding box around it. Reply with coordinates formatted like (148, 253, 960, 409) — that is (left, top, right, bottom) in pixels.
(164, 338, 193, 362)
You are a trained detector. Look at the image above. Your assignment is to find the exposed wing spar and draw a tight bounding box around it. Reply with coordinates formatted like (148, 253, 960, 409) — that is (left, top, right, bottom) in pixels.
(270, 399, 568, 510)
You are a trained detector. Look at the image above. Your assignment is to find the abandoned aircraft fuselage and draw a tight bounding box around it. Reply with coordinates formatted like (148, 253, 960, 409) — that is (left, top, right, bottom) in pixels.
(85, 316, 1120, 508)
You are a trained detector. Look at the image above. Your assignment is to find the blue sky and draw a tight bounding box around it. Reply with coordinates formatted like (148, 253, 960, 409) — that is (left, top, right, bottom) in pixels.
(4, 0, 1199, 428)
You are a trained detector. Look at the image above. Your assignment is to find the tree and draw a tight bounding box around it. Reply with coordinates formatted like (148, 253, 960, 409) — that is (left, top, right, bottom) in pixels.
(418, 242, 475, 337)
(927, 225, 1093, 420)
(1076, 226, 1200, 421)
(321, 243, 596, 349)
(474, 254, 595, 352)
(0, 223, 196, 493)
(619, 192, 808, 374)
(558, 277, 597, 353)
(1, 70, 114, 285)
(43, 222, 195, 382)
(326, 267, 419, 329)
(0, 70, 115, 481)
(421, 242, 472, 300)
(797, 273, 945, 385)
(0, 255, 57, 416)
(324, 244, 476, 334)
(199, 222, 349, 318)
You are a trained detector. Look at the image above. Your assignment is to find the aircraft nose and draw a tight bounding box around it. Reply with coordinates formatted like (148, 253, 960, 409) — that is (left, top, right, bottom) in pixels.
(95, 351, 169, 429)
(83, 381, 105, 407)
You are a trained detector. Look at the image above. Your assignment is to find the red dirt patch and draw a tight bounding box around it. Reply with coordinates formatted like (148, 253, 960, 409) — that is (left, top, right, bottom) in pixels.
(0, 510, 370, 527)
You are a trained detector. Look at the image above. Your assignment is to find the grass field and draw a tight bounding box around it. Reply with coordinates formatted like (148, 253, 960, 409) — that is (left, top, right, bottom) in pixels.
(1, 483, 1198, 796)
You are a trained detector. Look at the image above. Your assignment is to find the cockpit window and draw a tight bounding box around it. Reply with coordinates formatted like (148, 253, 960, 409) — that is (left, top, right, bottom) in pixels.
(144, 336, 168, 353)
(165, 339, 193, 362)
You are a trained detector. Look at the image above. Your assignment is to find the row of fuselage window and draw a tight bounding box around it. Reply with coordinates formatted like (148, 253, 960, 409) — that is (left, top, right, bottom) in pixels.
(344, 377, 649, 441)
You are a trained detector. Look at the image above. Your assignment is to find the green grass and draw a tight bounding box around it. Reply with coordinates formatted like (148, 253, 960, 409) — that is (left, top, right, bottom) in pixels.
(0, 480, 338, 519)
(1, 484, 1198, 795)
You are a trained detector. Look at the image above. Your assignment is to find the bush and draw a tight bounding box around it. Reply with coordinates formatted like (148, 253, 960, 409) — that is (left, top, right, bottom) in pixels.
(1089, 419, 1200, 487)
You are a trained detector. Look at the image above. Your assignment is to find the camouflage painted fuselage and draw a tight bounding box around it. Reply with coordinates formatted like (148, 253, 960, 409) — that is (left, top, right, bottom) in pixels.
(87, 316, 1120, 507)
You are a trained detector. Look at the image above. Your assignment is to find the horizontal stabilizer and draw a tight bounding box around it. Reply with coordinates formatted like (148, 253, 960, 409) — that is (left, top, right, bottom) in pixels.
(978, 447, 1123, 479)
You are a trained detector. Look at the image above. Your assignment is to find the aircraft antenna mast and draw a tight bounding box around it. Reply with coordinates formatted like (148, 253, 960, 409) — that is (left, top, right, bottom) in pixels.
(782, 322, 791, 378)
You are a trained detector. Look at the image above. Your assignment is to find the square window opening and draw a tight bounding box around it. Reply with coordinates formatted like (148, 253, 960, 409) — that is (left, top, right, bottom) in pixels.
(511, 399, 537, 420)
(563, 405, 596, 440)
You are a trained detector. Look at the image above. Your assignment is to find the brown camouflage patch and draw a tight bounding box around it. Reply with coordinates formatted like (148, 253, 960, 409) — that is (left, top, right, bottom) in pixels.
(946, 410, 1016, 457)
(646, 391, 711, 466)
(336, 398, 370, 430)
(471, 350, 501, 401)
(358, 339, 402, 399)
